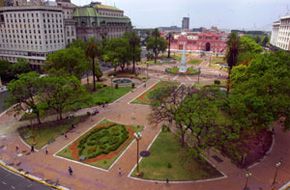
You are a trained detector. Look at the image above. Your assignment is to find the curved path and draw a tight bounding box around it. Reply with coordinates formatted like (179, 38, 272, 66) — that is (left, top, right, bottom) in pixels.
(0, 69, 289, 190)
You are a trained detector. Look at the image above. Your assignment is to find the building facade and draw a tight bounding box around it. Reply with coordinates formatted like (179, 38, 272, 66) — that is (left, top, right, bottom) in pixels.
(270, 15, 290, 51)
(164, 30, 227, 54)
(0, 0, 77, 69)
(182, 17, 189, 30)
(73, 2, 131, 41)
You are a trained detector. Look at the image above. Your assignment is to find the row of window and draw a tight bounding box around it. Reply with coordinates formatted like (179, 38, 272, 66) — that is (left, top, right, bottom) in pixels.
(6, 12, 62, 19)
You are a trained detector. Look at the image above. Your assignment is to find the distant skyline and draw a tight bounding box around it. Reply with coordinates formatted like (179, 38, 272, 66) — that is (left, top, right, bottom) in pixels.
(72, 0, 290, 31)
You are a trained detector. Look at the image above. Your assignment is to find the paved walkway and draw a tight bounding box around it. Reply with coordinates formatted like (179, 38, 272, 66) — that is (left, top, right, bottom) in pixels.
(0, 66, 289, 190)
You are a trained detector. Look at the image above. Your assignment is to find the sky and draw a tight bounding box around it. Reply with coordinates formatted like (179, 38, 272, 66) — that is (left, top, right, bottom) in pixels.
(72, 0, 290, 31)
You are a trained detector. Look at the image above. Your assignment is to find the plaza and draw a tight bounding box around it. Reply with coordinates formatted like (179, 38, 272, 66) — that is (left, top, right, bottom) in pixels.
(0, 53, 289, 190)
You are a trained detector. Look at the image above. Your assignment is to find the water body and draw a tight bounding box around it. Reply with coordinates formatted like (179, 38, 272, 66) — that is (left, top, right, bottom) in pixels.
(0, 91, 9, 114)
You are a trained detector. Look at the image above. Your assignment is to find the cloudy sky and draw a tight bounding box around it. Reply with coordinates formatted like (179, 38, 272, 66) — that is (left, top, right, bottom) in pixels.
(72, 0, 290, 30)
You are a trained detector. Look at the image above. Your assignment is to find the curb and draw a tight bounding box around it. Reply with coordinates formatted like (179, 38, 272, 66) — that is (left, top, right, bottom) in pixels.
(0, 160, 69, 190)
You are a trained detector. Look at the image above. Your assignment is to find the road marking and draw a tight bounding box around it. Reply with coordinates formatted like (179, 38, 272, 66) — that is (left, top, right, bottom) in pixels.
(11, 185, 15, 189)
(2, 181, 7, 185)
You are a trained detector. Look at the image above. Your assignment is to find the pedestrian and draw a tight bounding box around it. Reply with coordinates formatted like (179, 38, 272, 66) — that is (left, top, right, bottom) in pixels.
(102, 103, 105, 108)
(15, 146, 19, 152)
(64, 133, 68, 139)
(166, 178, 169, 184)
(31, 145, 34, 153)
(118, 167, 122, 176)
(45, 148, 48, 155)
(71, 124, 75, 129)
(68, 166, 73, 176)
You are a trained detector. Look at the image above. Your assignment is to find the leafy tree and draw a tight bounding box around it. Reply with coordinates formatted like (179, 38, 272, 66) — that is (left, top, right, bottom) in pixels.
(262, 35, 269, 47)
(146, 29, 167, 63)
(40, 75, 87, 120)
(125, 32, 141, 74)
(230, 51, 290, 130)
(0, 59, 31, 83)
(225, 32, 240, 95)
(238, 36, 263, 65)
(85, 38, 100, 91)
(12, 58, 31, 76)
(150, 84, 194, 146)
(95, 63, 103, 81)
(7, 72, 43, 124)
(103, 37, 130, 72)
(176, 87, 233, 149)
(0, 60, 13, 82)
(45, 47, 88, 79)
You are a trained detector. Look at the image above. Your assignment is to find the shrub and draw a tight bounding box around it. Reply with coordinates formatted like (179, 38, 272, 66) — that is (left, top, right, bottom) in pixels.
(167, 163, 172, 168)
(214, 80, 221, 85)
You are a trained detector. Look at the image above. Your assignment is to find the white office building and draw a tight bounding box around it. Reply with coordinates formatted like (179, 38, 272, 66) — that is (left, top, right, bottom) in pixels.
(270, 15, 290, 51)
(0, 0, 76, 69)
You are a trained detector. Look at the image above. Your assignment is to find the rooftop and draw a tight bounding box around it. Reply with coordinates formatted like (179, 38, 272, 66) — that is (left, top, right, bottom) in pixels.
(95, 4, 121, 11)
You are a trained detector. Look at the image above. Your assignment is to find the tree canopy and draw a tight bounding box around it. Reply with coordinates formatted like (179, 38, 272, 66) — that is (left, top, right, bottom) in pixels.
(146, 29, 167, 63)
(45, 47, 89, 79)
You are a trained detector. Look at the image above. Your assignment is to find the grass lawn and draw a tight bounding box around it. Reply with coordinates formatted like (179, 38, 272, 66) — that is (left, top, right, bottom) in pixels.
(188, 58, 202, 65)
(132, 81, 178, 105)
(210, 57, 225, 65)
(57, 120, 143, 170)
(132, 131, 222, 181)
(18, 116, 88, 150)
(66, 86, 131, 110)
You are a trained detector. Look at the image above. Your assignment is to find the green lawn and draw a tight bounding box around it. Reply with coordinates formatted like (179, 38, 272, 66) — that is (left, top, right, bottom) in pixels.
(132, 131, 222, 181)
(188, 58, 202, 65)
(69, 86, 131, 110)
(57, 120, 143, 169)
(132, 81, 178, 105)
(210, 57, 225, 65)
(18, 116, 88, 149)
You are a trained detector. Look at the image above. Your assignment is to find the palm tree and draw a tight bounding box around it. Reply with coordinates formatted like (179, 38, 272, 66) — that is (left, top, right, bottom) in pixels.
(225, 32, 239, 95)
(128, 32, 140, 74)
(85, 39, 99, 91)
(166, 32, 173, 58)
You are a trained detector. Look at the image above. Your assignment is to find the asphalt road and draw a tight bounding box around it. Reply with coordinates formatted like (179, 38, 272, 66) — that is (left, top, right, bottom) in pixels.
(0, 166, 53, 190)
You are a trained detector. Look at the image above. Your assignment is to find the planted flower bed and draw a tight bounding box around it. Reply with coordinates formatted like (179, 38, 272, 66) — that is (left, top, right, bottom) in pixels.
(57, 120, 143, 169)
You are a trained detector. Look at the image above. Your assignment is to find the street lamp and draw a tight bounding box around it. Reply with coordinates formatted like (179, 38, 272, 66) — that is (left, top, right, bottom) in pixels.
(243, 170, 252, 190)
(272, 161, 282, 186)
(134, 132, 142, 176)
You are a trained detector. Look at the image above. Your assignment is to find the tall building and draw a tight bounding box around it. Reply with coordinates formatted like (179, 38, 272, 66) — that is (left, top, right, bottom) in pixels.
(270, 15, 290, 51)
(0, 1, 76, 69)
(182, 17, 190, 30)
(73, 2, 131, 41)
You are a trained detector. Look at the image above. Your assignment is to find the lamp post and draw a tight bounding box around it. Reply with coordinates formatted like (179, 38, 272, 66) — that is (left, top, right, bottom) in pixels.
(272, 161, 282, 186)
(134, 132, 142, 176)
(243, 170, 252, 190)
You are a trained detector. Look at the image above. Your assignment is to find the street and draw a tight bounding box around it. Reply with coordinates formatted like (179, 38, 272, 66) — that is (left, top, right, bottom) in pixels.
(0, 166, 53, 190)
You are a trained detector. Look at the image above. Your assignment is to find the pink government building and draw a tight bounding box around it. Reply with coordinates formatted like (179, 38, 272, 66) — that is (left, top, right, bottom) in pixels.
(162, 30, 228, 54)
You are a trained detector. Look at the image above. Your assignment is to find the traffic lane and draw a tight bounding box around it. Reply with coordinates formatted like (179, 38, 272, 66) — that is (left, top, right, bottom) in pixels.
(0, 166, 53, 190)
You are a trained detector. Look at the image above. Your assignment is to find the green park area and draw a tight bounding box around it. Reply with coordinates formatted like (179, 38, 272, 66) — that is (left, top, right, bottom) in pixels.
(132, 130, 222, 181)
(57, 120, 143, 169)
(18, 116, 88, 150)
(81, 84, 131, 107)
(132, 81, 178, 105)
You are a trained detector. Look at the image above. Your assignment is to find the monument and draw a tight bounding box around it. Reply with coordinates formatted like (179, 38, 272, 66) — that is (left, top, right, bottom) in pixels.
(179, 43, 188, 73)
